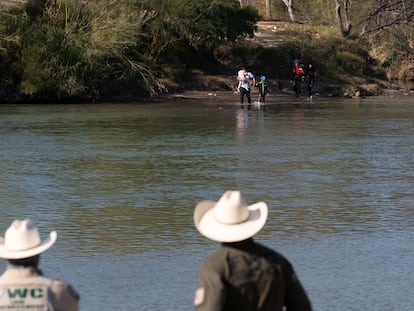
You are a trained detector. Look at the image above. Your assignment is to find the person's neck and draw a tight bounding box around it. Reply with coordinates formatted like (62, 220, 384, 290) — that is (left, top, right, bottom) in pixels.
(8, 263, 43, 275)
(222, 238, 254, 247)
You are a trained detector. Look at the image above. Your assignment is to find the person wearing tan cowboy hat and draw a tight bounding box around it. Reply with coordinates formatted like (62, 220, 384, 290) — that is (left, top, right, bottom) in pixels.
(0, 219, 79, 311)
(193, 191, 312, 311)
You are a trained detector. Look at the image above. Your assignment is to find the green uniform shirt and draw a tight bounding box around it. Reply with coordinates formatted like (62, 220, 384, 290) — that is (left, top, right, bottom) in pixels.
(194, 239, 312, 311)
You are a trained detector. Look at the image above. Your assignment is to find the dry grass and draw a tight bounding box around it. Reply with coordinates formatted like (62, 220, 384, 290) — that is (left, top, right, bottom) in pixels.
(250, 21, 340, 48)
(0, 0, 26, 8)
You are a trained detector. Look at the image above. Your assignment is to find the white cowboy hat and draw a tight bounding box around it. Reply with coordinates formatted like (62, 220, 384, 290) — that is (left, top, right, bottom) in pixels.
(0, 219, 57, 259)
(194, 191, 268, 243)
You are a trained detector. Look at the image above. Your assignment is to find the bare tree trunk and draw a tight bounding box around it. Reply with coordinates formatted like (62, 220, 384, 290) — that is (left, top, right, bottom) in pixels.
(402, 0, 408, 23)
(265, 0, 271, 19)
(335, 0, 352, 37)
(281, 0, 297, 23)
(361, 0, 414, 34)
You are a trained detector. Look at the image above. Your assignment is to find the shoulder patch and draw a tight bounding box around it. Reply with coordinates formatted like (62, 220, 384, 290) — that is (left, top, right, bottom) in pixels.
(194, 287, 205, 307)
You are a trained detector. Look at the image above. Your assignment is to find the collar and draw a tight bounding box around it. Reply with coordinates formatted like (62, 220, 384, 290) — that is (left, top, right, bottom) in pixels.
(1, 265, 43, 279)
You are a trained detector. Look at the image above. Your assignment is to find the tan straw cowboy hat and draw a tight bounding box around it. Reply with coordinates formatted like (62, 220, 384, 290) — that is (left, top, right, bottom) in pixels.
(194, 190, 268, 242)
(0, 219, 57, 259)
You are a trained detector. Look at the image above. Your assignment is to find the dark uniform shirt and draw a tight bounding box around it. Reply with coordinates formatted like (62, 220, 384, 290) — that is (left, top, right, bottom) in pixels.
(194, 239, 312, 311)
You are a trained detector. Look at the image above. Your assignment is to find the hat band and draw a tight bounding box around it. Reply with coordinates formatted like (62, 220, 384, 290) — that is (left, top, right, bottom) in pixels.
(6, 242, 42, 252)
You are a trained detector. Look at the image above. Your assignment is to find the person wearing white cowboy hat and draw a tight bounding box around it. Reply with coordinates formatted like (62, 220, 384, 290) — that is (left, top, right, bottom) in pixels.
(0, 219, 79, 311)
(193, 191, 312, 311)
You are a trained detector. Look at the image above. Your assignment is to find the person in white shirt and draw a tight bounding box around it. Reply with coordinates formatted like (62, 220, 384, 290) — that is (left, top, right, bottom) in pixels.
(237, 67, 255, 109)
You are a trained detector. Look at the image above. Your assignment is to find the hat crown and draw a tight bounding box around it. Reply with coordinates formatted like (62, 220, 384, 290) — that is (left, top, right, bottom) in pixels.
(5, 219, 41, 251)
(214, 191, 249, 224)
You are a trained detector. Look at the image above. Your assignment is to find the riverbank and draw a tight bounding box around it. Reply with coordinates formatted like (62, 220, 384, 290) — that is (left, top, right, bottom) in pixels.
(1, 17, 413, 104)
(156, 20, 414, 102)
(2, 74, 412, 104)
(153, 74, 414, 104)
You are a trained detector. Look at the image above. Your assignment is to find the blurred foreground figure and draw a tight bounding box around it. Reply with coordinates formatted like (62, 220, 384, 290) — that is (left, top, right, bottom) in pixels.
(193, 191, 312, 311)
(0, 219, 80, 311)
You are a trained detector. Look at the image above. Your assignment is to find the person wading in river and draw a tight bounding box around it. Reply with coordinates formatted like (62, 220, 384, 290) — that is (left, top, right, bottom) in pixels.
(291, 60, 305, 98)
(237, 67, 255, 109)
(0, 219, 80, 311)
(193, 190, 312, 311)
(306, 63, 316, 101)
(255, 75, 270, 104)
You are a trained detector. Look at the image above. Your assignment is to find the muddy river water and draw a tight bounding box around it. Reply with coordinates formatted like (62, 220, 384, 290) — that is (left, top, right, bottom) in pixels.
(0, 96, 413, 310)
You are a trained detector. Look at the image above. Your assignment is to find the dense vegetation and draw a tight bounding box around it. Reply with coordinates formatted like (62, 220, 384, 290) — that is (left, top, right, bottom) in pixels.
(0, 0, 412, 102)
(271, 0, 414, 82)
(0, 0, 259, 101)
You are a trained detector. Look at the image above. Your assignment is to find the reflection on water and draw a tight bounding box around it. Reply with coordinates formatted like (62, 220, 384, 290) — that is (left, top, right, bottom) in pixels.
(0, 98, 413, 310)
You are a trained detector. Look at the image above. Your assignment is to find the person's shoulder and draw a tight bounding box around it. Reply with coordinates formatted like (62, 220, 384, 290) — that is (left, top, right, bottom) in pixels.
(48, 278, 80, 310)
(199, 247, 230, 274)
(50, 278, 75, 288)
(203, 247, 229, 262)
(49, 278, 80, 299)
(254, 241, 292, 263)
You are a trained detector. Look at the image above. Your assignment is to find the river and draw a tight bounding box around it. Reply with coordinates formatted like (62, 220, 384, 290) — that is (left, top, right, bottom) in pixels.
(0, 96, 413, 310)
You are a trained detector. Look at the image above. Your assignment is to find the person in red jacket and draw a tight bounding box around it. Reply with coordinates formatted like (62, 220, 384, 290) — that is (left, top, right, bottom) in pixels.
(291, 60, 305, 98)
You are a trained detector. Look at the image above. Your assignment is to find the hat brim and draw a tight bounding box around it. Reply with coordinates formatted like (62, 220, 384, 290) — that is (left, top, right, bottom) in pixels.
(194, 200, 268, 242)
(0, 231, 57, 259)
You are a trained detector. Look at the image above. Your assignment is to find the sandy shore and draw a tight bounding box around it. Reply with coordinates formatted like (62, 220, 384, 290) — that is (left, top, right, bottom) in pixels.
(152, 74, 414, 104)
(155, 88, 414, 105)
